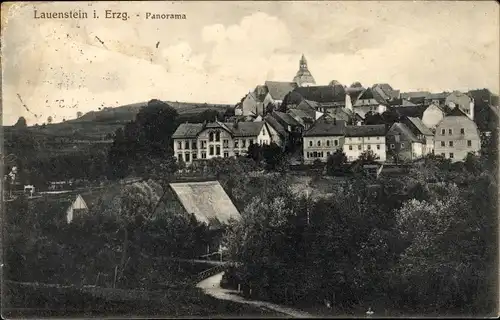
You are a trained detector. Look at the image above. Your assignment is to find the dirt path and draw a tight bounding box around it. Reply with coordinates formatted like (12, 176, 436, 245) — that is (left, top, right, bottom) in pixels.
(196, 272, 314, 318)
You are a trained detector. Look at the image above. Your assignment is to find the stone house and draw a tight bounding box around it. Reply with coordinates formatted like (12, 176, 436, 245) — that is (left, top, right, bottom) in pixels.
(172, 120, 274, 165)
(386, 123, 424, 162)
(401, 116, 435, 155)
(445, 91, 475, 120)
(434, 108, 481, 162)
(302, 117, 346, 164)
(343, 125, 387, 162)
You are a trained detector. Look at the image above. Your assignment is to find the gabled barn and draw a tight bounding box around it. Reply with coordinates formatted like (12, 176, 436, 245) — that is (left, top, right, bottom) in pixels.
(158, 181, 241, 229)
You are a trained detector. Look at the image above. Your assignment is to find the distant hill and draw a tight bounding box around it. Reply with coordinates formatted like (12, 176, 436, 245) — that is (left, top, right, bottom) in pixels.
(4, 100, 235, 158)
(26, 100, 235, 138)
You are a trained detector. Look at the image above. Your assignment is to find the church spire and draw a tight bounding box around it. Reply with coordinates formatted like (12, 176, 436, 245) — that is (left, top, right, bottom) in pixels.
(293, 54, 316, 87)
(300, 54, 308, 69)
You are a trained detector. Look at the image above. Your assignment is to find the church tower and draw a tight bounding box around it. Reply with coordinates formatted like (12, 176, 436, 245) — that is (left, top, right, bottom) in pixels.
(293, 54, 316, 87)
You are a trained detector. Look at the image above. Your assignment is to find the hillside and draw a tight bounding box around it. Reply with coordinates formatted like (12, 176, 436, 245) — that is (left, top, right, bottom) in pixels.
(3, 100, 235, 158)
(31, 100, 234, 138)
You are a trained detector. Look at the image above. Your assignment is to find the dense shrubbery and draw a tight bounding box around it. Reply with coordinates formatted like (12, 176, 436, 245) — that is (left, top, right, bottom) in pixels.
(222, 152, 498, 316)
(3, 181, 214, 289)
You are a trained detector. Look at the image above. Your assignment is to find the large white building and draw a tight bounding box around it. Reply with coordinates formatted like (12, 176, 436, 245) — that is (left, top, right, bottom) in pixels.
(343, 125, 387, 162)
(434, 108, 481, 162)
(303, 117, 346, 164)
(302, 118, 387, 163)
(172, 121, 274, 165)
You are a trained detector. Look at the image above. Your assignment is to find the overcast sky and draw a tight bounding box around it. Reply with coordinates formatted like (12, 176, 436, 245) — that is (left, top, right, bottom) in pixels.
(2, 1, 499, 125)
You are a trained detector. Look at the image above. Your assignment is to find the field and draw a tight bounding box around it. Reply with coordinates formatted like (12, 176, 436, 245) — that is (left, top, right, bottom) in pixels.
(3, 281, 280, 318)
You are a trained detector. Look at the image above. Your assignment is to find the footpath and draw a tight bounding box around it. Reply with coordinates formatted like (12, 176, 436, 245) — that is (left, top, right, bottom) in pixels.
(197, 272, 315, 318)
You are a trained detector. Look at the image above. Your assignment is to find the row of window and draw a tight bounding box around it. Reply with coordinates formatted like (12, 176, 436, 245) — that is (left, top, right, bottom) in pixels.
(347, 144, 381, 151)
(347, 136, 381, 141)
(438, 140, 473, 147)
(177, 138, 256, 150)
(208, 131, 221, 142)
(440, 128, 466, 135)
(308, 139, 339, 147)
(208, 129, 266, 142)
(177, 150, 235, 162)
(306, 151, 329, 158)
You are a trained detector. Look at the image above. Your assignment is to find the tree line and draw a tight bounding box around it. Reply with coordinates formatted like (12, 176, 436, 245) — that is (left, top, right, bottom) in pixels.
(220, 149, 498, 316)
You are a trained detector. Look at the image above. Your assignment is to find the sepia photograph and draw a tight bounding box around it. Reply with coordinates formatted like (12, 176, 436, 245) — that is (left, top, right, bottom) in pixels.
(1, 0, 499, 318)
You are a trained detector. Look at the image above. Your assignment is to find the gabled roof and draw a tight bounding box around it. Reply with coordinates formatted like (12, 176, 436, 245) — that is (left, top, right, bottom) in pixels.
(354, 113, 365, 120)
(389, 99, 419, 107)
(446, 106, 469, 117)
(328, 107, 354, 118)
(373, 83, 400, 100)
(425, 92, 449, 101)
(169, 181, 241, 225)
(272, 111, 302, 127)
(388, 123, 420, 142)
(264, 81, 298, 100)
(393, 105, 428, 118)
(401, 91, 431, 99)
(406, 116, 433, 136)
(304, 118, 346, 137)
(172, 121, 264, 139)
(356, 88, 387, 105)
(294, 100, 318, 118)
(345, 124, 386, 137)
(264, 115, 287, 138)
(224, 121, 265, 137)
(292, 85, 346, 103)
(288, 109, 313, 122)
(172, 123, 205, 139)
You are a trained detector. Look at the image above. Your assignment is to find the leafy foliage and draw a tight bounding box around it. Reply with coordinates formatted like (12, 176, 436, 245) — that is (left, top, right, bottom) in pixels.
(326, 149, 348, 175)
(223, 150, 497, 316)
(107, 99, 180, 179)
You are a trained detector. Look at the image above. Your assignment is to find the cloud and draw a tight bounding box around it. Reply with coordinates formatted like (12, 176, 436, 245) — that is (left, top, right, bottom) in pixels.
(1, 1, 499, 126)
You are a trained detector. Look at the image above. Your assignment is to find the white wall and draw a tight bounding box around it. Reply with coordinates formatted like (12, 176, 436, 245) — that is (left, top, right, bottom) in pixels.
(343, 136, 386, 162)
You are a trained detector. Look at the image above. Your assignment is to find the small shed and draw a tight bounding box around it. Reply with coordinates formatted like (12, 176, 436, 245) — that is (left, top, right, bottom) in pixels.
(66, 194, 89, 224)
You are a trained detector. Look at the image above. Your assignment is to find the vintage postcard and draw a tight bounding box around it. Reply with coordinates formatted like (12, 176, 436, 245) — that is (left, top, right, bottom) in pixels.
(1, 0, 499, 318)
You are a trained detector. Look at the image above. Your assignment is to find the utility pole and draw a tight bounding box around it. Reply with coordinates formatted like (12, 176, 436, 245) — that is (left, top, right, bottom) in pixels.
(305, 189, 310, 226)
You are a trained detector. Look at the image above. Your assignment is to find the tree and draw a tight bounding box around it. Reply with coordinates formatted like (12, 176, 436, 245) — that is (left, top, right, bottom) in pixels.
(134, 99, 179, 156)
(357, 150, 380, 164)
(326, 149, 348, 175)
(262, 143, 287, 171)
(265, 102, 275, 115)
(247, 143, 264, 164)
(47, 116, 53, 124)
(381, 109, 400, 127)
(14, 117, 27, 128)
(107, 100, 180, 179)
(198, 109, 221, 123)
(110, 180, 163, 285)
(364, 112, 384, 125)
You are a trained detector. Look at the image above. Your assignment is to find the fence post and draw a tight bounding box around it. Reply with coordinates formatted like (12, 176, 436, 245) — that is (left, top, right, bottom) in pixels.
(95, 272, 100, 286)
(238, 283, 241, 293)
(113, 266, 118, 288)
